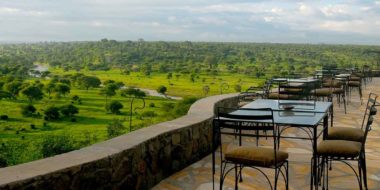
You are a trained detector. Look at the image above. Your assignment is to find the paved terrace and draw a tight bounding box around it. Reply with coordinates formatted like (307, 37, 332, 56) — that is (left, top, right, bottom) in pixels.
(154, 78, 380, 190)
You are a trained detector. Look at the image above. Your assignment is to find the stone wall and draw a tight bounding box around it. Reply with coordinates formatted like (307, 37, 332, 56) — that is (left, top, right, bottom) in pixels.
(0, 93, 239, 190)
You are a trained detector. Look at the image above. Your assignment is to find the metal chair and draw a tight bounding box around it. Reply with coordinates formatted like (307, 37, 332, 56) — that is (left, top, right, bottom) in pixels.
(314, 103, 378, 190)
(213, 107, 289, 190)
(325, 93, 378, 189)
(348, 73, 363, 104)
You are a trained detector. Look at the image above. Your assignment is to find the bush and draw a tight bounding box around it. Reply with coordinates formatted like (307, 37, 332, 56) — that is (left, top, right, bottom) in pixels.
(44, 106, 60, 120)
(30, 124, 36, 129)
(0, 115, 8, 120)
(141, 111, 157, 118)
(234, 84, 242, 92)
(70, 118, 77, 122)
(107, 119, 126, 139)
(41, 134, 77, 157)
(72, 95, 80, 101)
(157, 85, 167, 94)
(21, 104, 37, 117)
(60, 104, 79, 117)
(107, 100, 123, 114)
(149, 102, 155, 108)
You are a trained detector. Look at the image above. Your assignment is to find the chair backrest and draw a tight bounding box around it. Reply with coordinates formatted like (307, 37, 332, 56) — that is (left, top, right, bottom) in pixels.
(361, 103, 378, 152)
(216, 107, 275, 130)
(361, 93, 378, 130)
(214, 107, 277, 148)
(214, 107, 280, 165)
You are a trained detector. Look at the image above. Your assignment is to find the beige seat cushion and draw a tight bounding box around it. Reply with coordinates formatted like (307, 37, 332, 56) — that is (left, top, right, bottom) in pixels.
(332, 88, 344, 94)
(268, 93, 295, 100)
(350, 76, 361, 81)
(323, 81, 342, 88)
(313, 88, 333, 96)
(348, 81, 361, 86)
(327, 127, 364, 142)
(317, 140, 361, 157)
(225, 146, 288, 167)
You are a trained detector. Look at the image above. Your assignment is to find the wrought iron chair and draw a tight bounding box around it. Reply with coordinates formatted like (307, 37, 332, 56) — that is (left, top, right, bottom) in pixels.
(325, 93, 378, 189)
(213, 107, 289, 190)
(348, 73, 363, 104)
(238, 86, 266, 107)
(315, 103, 378, 190)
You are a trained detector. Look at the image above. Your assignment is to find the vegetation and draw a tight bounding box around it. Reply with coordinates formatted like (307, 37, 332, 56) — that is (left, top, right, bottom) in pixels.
(0, 40, 379, 167)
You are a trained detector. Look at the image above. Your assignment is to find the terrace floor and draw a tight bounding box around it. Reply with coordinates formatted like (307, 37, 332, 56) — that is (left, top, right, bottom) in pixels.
(153, 78, 380, 190)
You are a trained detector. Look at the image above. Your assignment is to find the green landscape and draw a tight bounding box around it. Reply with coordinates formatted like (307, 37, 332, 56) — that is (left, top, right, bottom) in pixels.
(0, 40, 379, 167)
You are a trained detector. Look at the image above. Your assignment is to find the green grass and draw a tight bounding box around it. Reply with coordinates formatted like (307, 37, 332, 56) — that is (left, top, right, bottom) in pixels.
(50, 68, 265, 97)
(0, 68, 265, 166)
(0, 87, 176, 143)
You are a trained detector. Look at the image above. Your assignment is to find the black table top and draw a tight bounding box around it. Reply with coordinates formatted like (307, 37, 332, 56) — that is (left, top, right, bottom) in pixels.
(229, 99, 332, 126)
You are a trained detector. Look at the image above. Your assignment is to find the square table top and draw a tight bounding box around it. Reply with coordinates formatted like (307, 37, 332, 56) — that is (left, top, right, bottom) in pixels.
(272, 78, 319, 83)
(229, 99, 333, 126)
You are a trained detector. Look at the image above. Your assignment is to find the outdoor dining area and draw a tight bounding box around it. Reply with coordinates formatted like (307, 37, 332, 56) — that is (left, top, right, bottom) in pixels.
(154, 68, 380, 190)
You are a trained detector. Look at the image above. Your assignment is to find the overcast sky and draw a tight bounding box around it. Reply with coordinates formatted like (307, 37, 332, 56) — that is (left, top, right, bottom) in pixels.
(1, 0, 380, 44)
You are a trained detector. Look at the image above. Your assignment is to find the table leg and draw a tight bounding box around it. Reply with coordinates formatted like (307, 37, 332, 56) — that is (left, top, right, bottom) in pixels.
(313, 124, 318, 190)
(330, 104, 334, 128)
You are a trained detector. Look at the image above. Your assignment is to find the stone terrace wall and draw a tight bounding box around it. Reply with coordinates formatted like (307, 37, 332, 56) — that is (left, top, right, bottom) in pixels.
(0, 93, 239, 190)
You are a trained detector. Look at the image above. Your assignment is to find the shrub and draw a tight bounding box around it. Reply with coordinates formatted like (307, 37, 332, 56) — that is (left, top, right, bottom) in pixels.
(234, 84, 242, 92)
(44, 106, 60, 120)
(0, 115, 8, 120)
(107, 100, 123, 114)
(149, 102, 155, 108)
(107, 119, 126, 139)
(60, 104, 79, 117)
(72, 95, 80, 101)
(141, 111, 157, 118)
(21, 104, 36, 117)
(41, 134, 77, 157)
(30, 124, 36, 129)
(157, 85, 167, 94)
(70, 118, 77, 122)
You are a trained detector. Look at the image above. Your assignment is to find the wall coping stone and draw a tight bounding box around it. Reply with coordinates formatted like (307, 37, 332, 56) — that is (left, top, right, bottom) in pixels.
(0, 93, 239, 188)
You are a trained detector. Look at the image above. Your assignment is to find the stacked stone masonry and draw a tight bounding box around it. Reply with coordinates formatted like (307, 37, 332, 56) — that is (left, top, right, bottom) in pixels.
(0, 93, 239, 190)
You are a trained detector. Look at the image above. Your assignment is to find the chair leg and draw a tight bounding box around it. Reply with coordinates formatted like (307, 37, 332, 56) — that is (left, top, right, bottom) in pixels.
(311, 157, 314, 190)
(239, 165, 243, 182)
(362, 153, 368, 190)
(274, 168, 279, 190)
(284, 161, 289, 190)
(359, 86, 363, 105)
(358, 160, 363, 190)
(235, 164, 238, 190)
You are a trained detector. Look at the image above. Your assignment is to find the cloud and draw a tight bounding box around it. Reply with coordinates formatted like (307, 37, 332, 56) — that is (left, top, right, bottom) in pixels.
(0, 0, 380, 44)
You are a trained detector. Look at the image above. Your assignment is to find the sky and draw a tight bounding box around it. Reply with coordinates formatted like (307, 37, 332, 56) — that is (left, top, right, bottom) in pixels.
(1, 0, 380, 45)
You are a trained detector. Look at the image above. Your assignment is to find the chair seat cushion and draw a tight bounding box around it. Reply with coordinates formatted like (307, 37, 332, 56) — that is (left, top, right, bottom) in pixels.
(350, 76, 361, 81)
(268, 93, 295, 100)
(348, 81, 361, 86)
(317, 140, 361, 158)
(323, 81, 342, 88)
(312, 88, 333, 96)
(225, 146, 288, 167)
(332, 88, 344, 94)
(327, 127, 364, 142)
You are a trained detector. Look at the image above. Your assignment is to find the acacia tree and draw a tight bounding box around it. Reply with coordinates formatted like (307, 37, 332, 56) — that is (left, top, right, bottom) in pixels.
(4, 81, 23, 97)
(79, 76, 101, 91)
(55, 83, 70, 97)
(100, 83, 118, 108)
(44, 82, 55, 98)
(157, 85, 167, 95)
(20, 85, 44, 103)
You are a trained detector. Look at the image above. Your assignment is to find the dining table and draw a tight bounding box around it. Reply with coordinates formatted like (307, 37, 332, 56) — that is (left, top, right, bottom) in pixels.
(212, 99, 333, 190)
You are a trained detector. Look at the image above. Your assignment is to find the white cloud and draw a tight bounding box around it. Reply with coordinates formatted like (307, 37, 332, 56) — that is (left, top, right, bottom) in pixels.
(1, 0, 380, 44)
(198, 17, 226, 26)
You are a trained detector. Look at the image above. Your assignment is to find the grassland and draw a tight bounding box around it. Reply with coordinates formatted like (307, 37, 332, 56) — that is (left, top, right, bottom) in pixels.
(50, 68, 265, 97)
(0, 67, 265, 166)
